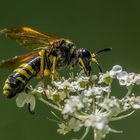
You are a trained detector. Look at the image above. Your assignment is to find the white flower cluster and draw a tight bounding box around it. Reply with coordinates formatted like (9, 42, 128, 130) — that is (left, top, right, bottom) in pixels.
(16, 65, 140, 140)
(99, 65, 140, 86)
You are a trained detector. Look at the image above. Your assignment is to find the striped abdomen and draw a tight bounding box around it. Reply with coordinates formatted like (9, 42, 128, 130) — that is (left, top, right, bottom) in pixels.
(3, 56, 41, 98)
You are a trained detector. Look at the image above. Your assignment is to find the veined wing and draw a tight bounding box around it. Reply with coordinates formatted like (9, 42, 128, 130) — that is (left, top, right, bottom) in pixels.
(0, 51, 39, 69)
(0, 27, 59, 50)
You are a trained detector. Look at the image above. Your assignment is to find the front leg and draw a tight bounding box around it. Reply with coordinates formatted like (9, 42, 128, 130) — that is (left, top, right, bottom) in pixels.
(36, 49, 47, 88)
(78, 57, 88, 74)
(51, 56, 58, 80)
(39, 49, 46, 79)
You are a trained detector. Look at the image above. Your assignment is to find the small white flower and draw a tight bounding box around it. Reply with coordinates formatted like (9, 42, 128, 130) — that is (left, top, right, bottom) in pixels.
(134, 74, 140, 85)
(99, 97, 122, 116)
(57, 123, 71, 135)
(69, 81, 84, 92)
(49, 90, 67, 102)
(128, 96, 140, 109)
(83, 86, 110, 98)
(59, 91, 67, 100)
(132, 104, 140, 109)
(62, 96, 84, 114)
(81, 98, 92, 110)
(16, 92, 36, 111)
(102, 86, 111, 93)
(117, 71, 137, 86)
(62, 102, 73, 114)
(36, 87, 44, 93)
(84, 112, 108, 130)
(57, 118, 81, 135)
(77, 76, 89, 83)
(109, 65, 122, 78)
(121, 98, 131, 110)
(53, 80, 71, 90)
(69, 118, 81, 132)
(117, 71, 128, 85)
(16, 92, 28, 107)
(98, 72, 113, 84)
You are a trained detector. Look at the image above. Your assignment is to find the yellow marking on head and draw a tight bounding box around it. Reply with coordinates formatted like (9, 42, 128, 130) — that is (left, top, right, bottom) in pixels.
(16, 77, 26, 84)
(14, 69, 30, 79)
(19, 63, 35, 74)
(91, 53, 96, 63)
(79, 58, 87, 74)
(91, 53, 96, 57)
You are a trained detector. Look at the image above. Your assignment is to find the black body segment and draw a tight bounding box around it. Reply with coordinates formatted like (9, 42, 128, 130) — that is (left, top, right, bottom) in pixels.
(3, 56, 41, 98)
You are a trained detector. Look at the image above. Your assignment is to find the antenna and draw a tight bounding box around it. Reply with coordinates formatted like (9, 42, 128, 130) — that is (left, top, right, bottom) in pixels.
(95, 60, 102, 73)
(96, 48, 112, 55)
(91, 48, 112, 73)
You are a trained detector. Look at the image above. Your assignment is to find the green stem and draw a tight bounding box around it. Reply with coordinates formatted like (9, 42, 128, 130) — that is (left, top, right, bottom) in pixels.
(111, 110, 135, 121)
(124, 85, 134, 98)
(79, 127, 90, 140)
(39, 98, 62, 111)
(94, 129, 101, 140)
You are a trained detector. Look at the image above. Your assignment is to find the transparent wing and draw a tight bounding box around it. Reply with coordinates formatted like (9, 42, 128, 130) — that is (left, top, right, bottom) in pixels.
(0, 51, 39, 69)
(0, 27, 59, 50)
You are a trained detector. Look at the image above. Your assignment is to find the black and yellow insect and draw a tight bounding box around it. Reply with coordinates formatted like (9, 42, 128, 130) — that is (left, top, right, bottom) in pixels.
(0, 27, 111, 98)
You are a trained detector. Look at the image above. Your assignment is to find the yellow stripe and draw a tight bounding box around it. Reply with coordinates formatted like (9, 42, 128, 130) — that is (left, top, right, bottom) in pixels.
(3, 83, 11, 90)
(16, 77, 26, 84)
(3, 90, 10, 96)
(14, 68, 30, 79)
(5, 79, 10, 84)
(19, 63, 35, 74)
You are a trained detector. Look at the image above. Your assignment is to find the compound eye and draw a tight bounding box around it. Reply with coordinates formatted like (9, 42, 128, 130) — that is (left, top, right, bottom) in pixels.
(82, 50, 91, 58)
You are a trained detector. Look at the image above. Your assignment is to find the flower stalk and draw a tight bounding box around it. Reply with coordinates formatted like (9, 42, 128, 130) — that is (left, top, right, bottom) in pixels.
(39, 98, 62, 111)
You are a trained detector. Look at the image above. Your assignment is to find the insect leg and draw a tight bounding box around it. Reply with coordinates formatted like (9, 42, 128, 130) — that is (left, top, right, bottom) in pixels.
(78, 58, 87, 74)
(91, 58, 103, 73)
(28, 103, 35, 114)
(24, 86, 35, 114)
(37, 49, 48, 88)
(39, 49, 46, 79)
(50, 56, 57, 80)
(95, 60, 102, 73)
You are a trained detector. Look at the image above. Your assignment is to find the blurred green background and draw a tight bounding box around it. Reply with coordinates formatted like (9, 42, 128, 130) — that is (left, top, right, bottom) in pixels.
(0, 0, 140, 140)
